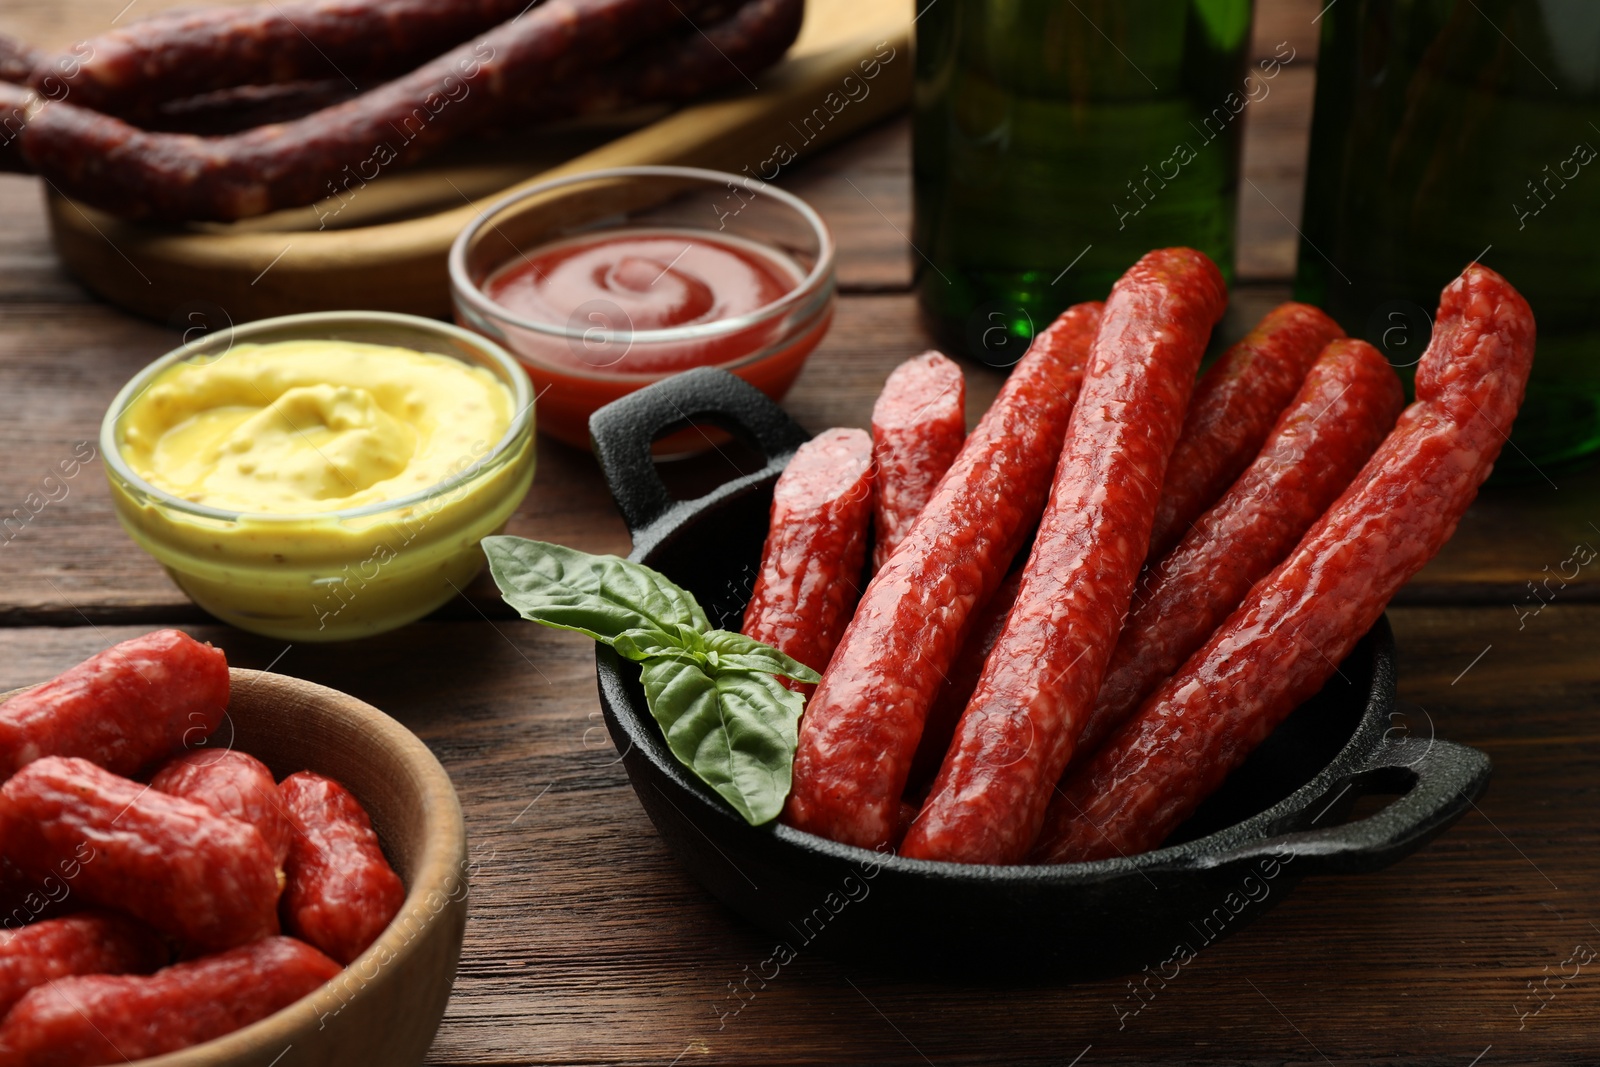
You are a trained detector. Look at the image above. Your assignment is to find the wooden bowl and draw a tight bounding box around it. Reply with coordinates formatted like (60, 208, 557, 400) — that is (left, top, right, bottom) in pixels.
(4, 668, 469, 1067)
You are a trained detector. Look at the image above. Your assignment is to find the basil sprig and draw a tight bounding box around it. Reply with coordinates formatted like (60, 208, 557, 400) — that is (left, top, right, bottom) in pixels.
(482, 536, 819, 825)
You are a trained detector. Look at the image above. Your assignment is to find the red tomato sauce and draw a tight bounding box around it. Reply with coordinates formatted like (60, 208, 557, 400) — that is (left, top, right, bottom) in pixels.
(484, 231, 798, 342)
(475, 227, 830, 448)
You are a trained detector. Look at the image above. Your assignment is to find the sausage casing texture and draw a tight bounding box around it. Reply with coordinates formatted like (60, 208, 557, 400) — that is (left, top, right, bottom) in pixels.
(503, 0, 800, 118)
(1032, 263, 1536, 864)
(144, 79, 359, 135)
(0, 82, 31, 174)
(0, 911, 167, 1018)
(0, 936, 340, 1067)
(0, 757, 281, 953)
(783, 302, 1104, 851)
(0, 33, 40, 85)
(900, 248, 1227, 865)
(1077, 339, 1403, 763)
(281, 771, 405, 965)
(870, 351, 966, 572)
(741, 428, 875, 692)
(19, 0, 800, 222)
(906, 567, 1020, 798)
(151, 748, 294, 869)
(0, 853, 83, 931)
(1146, 303, 1344, 560)
(29, 0, 784, 141)
(31, 0, 536, 119)
(0, 629, 227, 780)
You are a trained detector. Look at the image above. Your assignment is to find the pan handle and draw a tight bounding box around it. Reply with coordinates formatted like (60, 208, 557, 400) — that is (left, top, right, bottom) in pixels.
(1212, 734, 1491, 876)
(588, 368, 812, 538)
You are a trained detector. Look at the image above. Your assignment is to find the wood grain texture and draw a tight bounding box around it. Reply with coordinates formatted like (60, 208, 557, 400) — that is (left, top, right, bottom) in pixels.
(1, 284, 1595, 624)
(1234, 67, 1314, 281)
(1252, 0, 1325, 67)
(1233, 0, 1321, 281)
(0, 607, 1592, 1066)
(3, 1, 1598, 1064)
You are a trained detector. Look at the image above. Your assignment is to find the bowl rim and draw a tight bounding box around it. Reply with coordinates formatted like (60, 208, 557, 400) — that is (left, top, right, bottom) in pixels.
(0, 667, 469, 1067)
(446, 164, 837, 353)
(99, 310, 534, 525)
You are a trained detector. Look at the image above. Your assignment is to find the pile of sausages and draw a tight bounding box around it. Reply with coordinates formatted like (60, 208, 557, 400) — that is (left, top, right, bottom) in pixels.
(742, 248, 1537, 866)
(0, 0, 802, 222)
(0, 630, 406, 1067)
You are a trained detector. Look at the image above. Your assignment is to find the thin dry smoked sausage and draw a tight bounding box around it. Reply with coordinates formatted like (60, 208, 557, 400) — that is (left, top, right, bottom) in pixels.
(151, 748, 294, 870)
(145, 80, 359, 135)
(30, 1, 536, 120)
(0, 937, 340, 1067)
(870, 352, 965, 572)
(741, 428, 875, 691)
(1, 82, 33, 174)
(0, 34, 40, 85)
(783, 301, 1104, 851)
(0, 912, 167, 1017)
(0, 757, 280, 954)
(499, 0, 795, 116)
(1146, 303, 1343, 560)
(0, 630, 227, 780)
(1081, 339, 1402, 762)
(905, 567, 1019, 797)
(18, 0, 800, 222)
(900, 248, 1227, 865)
(280, 771, 405, 966)
(1033, 264, 1535, 864)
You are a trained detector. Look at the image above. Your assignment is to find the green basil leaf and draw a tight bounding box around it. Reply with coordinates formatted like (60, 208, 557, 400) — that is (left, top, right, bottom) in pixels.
(614, 628, 701, 665)
(703, 630, 822, 683)
(485, 537, 811, 827)
(638, 659, 805, 825)
(483, 536, 709, 642)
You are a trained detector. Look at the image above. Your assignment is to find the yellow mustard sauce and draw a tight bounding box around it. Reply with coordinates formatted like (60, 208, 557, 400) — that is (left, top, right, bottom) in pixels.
(121, 340, 512, 513)
(110, 340, 533, 641)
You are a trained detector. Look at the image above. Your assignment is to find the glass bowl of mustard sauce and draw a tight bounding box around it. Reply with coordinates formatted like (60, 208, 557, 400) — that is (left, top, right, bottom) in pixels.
(102, 312, 535, 642)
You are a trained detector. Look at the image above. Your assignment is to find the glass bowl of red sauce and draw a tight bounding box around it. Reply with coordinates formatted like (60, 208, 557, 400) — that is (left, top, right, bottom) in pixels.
(449, 165, 836, 449)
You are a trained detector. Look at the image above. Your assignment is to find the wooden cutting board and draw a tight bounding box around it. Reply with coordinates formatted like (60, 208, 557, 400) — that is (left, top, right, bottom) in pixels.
(43, 0, 912, 323)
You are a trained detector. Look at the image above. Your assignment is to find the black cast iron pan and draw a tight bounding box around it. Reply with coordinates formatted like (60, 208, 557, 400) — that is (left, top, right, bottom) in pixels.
(588, 367, 1491, 977)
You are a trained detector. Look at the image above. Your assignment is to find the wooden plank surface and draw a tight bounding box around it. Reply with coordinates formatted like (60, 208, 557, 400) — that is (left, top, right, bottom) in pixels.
(0, 606, 1593, 1066)
(2, 268, 1595, 624)
(3, 0, 1599, 1064)
(3, 2, 1591, 618)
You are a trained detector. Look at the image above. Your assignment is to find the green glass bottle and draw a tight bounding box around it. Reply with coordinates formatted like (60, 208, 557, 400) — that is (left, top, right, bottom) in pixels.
(913, 0, 1257, 365)
(1296, 0, 1600, 479)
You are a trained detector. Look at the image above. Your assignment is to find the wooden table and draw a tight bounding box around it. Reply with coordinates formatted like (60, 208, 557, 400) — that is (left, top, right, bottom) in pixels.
(3, 2, 1599, 1064)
